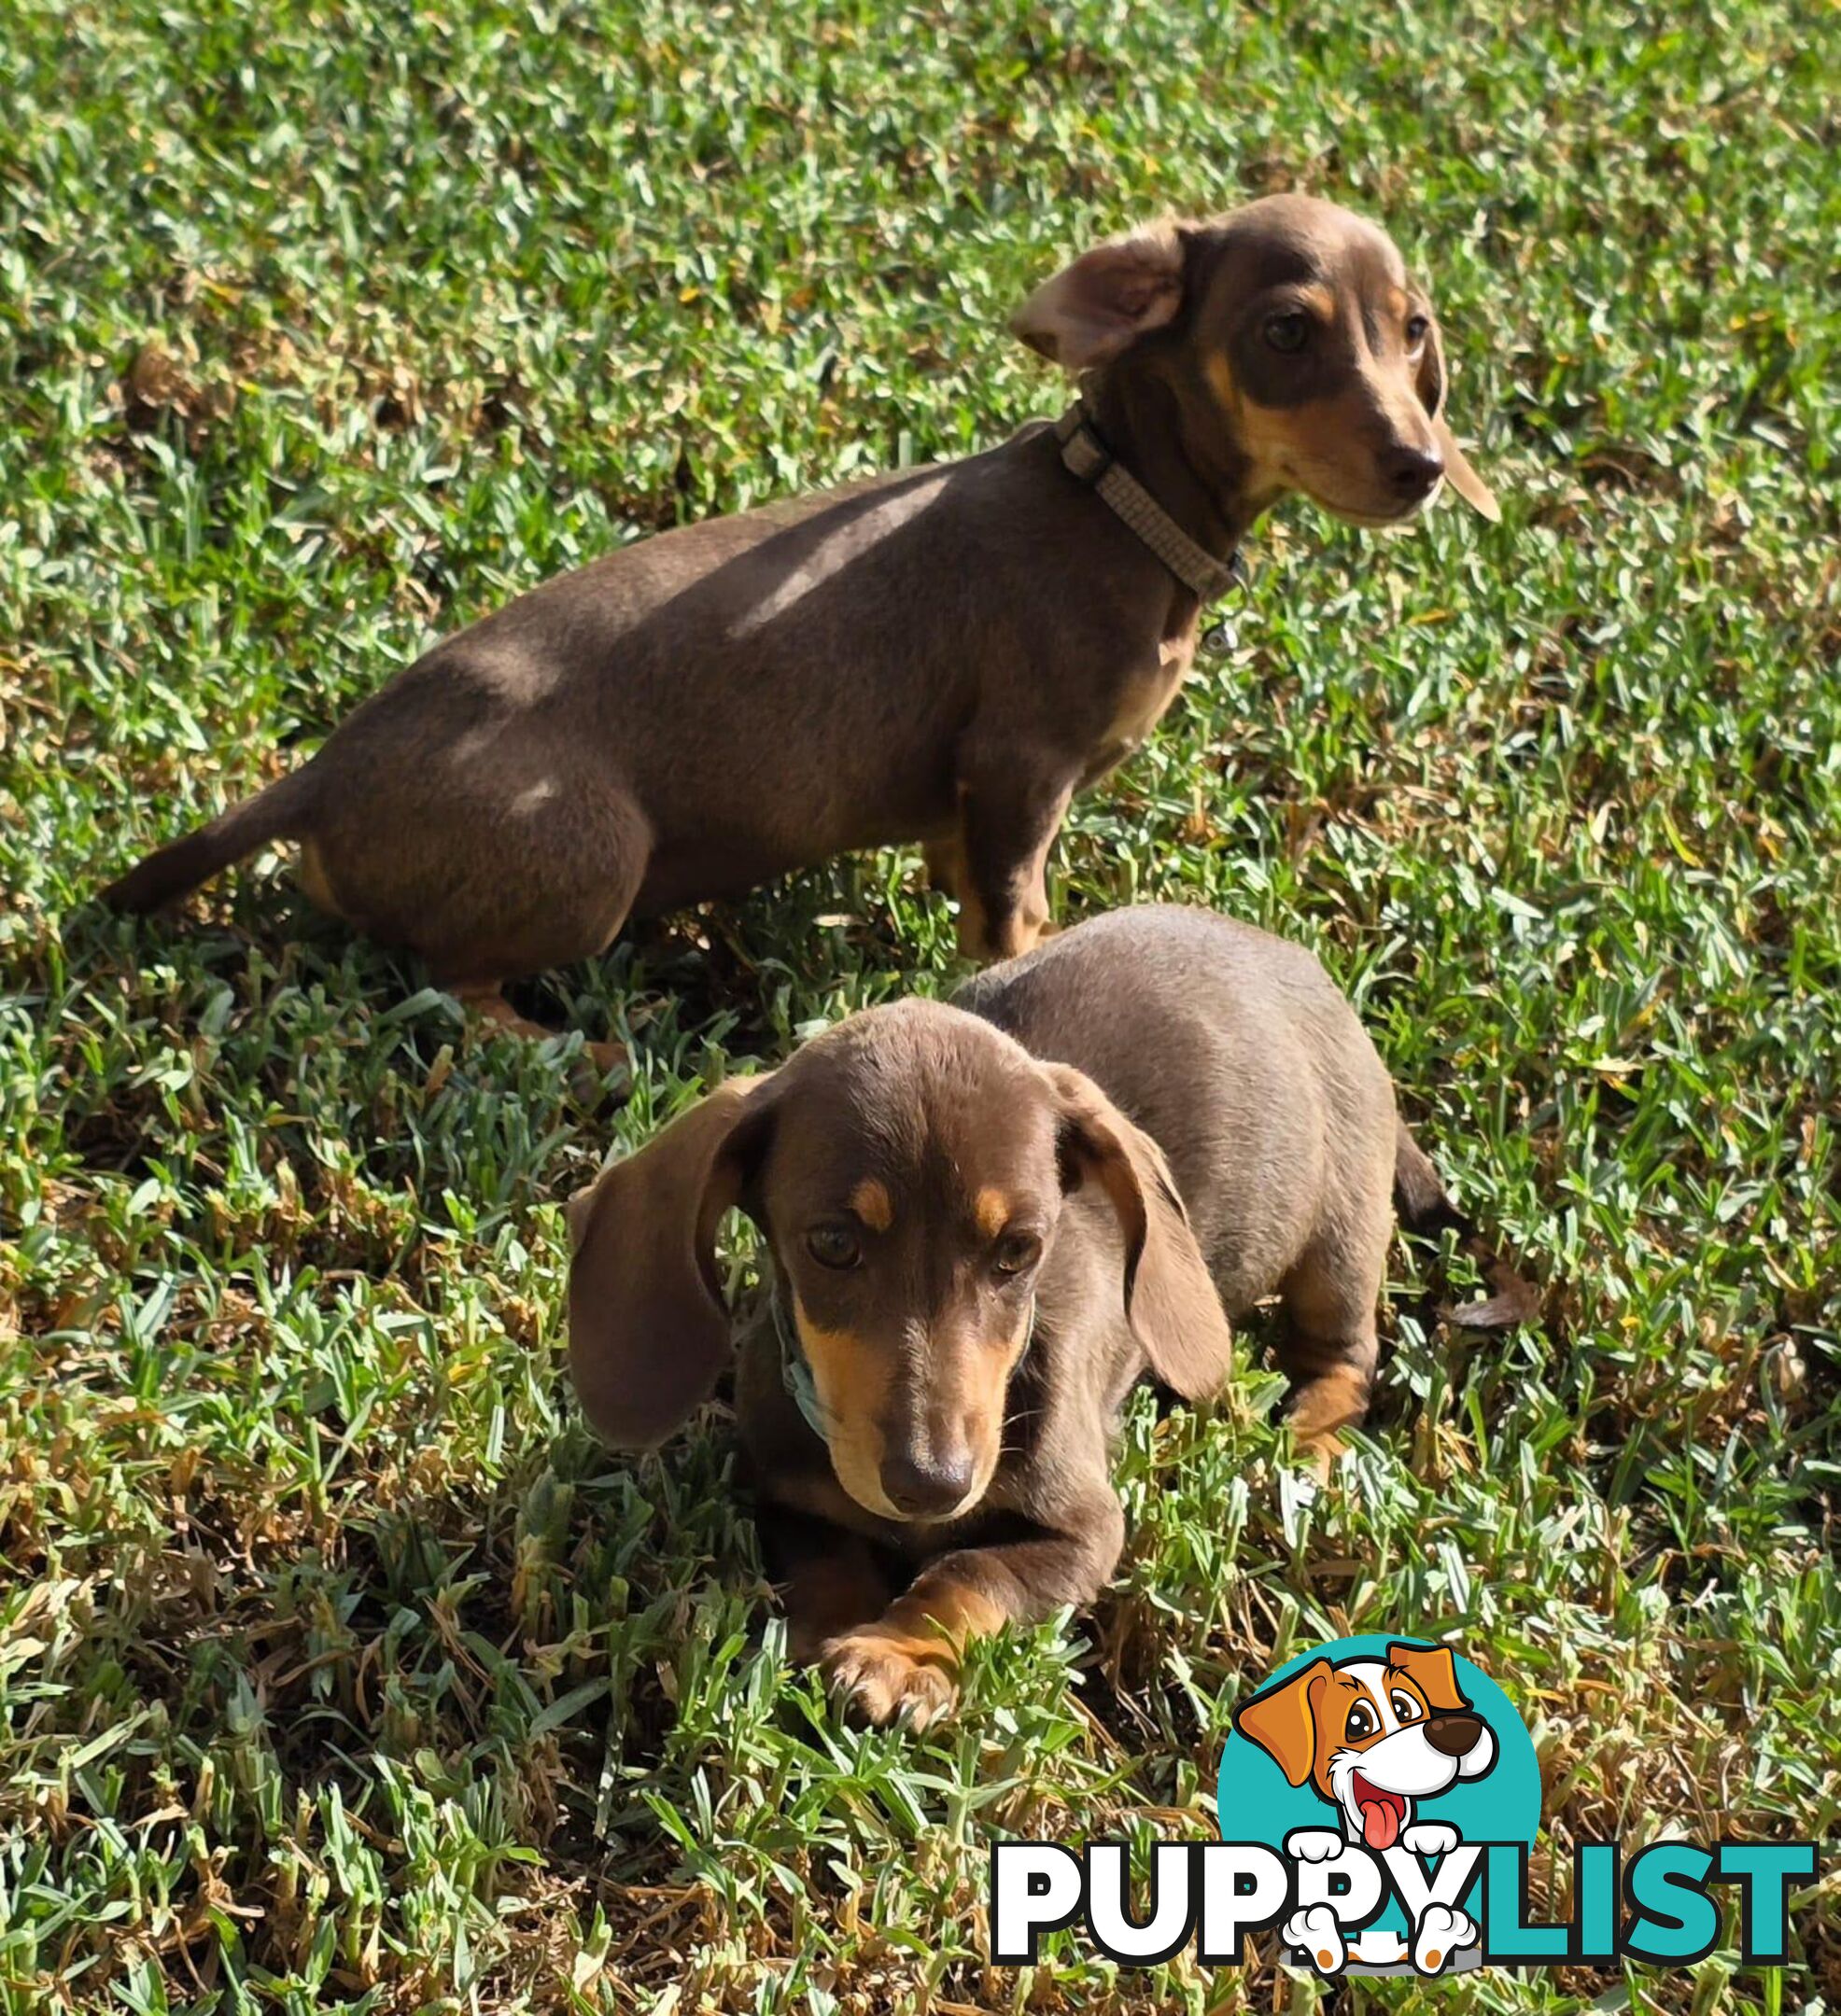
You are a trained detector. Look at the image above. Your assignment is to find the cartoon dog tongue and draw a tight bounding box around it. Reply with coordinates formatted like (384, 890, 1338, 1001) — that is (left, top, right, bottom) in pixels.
(1355, 1777, 1403, 1850)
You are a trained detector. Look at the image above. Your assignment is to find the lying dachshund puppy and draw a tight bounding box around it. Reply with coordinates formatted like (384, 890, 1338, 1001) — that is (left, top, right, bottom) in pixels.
(567, 906, 1532, 1728)
(107, 197, 1497, 1045)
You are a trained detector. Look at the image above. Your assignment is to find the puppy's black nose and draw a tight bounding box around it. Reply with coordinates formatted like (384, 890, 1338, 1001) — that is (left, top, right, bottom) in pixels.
(1425, 1712, 1483, 1757)
(880, 1447, 975, 1519)
(1388, 445, 1445, 500)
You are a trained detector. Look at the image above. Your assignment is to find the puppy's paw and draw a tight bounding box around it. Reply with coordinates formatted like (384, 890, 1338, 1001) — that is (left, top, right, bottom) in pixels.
(1284, 1827, 1348, 1864)
(1290, 1431, 1345, 1482)
(584, 1036, 630, 1079)
(1284, 1369, 1370, 1478)
(1282, 1904, 1346, 1976)
(1402, 1821, 1460, 1859)
(1412, 1902, 1478, 1976)
(820, 1625, 956, 1731)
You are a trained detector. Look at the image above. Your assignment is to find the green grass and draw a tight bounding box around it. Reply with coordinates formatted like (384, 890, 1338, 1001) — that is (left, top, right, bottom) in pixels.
(3, 0, 1838, 2009)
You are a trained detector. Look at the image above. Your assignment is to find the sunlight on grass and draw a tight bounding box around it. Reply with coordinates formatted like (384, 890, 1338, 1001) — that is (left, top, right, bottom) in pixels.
(1, 0, 1836, 2009)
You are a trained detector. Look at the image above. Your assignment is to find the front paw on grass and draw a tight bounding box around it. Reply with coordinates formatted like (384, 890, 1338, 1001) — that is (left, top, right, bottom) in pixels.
(821, 1625, 958, 1731)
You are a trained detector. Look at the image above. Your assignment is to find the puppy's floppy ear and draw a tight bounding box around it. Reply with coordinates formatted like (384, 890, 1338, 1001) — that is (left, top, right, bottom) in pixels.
(1415, 317, 1500, 523)
(1045, 1062, 1234, 1398)
(1235, 1659, 1332, 1787)
(1386, 1641, 1470, 1715)
(566, 1072, 779, 1448)
(1011, 220, 1187, 371)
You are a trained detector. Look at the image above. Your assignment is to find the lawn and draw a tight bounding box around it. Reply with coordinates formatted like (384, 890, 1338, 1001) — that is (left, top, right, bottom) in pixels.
(2, 0, 1838, 2009)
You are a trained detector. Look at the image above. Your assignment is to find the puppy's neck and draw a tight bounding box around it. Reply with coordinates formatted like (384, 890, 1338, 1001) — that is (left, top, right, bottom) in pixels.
(1082, 363, 1262, 587)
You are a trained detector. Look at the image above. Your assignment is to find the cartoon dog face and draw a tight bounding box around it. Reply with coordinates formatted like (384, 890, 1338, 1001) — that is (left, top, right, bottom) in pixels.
(1234, 1642, 1497, 1850)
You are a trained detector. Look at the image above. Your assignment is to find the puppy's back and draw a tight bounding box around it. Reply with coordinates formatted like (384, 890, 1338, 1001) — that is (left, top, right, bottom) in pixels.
(954, 904, 1396, 1312)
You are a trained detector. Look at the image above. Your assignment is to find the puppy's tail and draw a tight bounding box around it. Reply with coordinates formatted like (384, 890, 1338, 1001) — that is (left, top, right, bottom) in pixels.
(1393, 1119, 1539, 1330)
(103, 768, 316, 914)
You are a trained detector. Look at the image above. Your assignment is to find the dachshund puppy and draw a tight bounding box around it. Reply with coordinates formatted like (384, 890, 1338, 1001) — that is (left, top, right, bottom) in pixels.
(567, 907, 1532, 1728)
(107, 198, 1497, 1043)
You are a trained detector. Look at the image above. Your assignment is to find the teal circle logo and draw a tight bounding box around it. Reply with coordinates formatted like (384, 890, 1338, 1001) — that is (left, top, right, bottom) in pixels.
(1217, 1635, 1539, 1976)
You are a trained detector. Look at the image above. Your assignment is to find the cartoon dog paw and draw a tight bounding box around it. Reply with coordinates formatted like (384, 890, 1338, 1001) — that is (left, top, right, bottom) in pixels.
(1412, 1902, 1478, 1976)
(1284, 1827, 1347, 1864)
(1402, 1821, 1460, 1858)
(820, 1625, 956, 1731)
(1283, 1904, 1346, 1976)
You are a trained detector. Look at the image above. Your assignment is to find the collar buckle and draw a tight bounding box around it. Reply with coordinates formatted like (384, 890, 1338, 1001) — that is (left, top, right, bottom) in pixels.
(1055, 410, 1115, 485)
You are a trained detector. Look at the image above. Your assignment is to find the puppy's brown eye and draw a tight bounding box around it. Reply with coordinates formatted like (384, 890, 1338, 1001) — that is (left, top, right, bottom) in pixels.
(808, 1225, 862, 1270)
(1263, 311, 1309, 355)
(992, 1230, 1042, 1277)
(1345, 1701, 1376, 1741)
(1390, 1690, 1422, 1723)
(1405, 313, 1430, 345)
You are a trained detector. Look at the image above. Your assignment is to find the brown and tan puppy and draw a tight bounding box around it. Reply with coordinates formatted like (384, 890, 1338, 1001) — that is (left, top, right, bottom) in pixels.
(567, 906, 1532, 1728)
(106, 198, 1497, 1041)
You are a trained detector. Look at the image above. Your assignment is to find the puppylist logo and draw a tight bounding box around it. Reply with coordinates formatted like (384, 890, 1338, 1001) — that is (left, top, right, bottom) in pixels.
(990, 1635, 1819, 1978)
(1224, 1634, 1532, 1975)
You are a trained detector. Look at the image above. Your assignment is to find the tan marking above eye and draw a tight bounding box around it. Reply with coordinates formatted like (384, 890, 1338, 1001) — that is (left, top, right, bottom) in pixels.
(974, 1186, 1011, 1240)
(850, 1178, 892, 1233)
(1299, 282, 1336, 321)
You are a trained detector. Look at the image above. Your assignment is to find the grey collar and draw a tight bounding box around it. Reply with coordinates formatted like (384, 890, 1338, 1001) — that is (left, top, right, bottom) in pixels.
(770, 1281, 831, 1443)
(1055, 402, 1247, 608)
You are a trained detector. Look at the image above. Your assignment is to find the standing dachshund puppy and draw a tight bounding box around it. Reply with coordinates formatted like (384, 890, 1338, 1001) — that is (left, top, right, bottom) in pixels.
(567, 908, 1532, 1728)
(107, 199, 1497, 1042)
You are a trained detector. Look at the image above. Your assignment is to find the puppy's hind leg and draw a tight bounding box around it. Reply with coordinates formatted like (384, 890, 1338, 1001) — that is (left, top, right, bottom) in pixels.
(431, 789, 653, 1076)
(452, 985, 627, 1077)
(1275, 1222, 1389, 1474)
(1277, 1314, 1378, 1476)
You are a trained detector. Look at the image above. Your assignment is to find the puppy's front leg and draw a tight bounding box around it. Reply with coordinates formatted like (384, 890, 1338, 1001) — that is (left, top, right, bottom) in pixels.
(950, 760, 1075, 962)
(822, 1497, 1125, 1729)
(759, 1505, 893, 1664)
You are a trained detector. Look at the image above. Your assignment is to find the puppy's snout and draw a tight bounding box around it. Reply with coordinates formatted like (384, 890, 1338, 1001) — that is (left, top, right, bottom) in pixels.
(880, 1444, 975, 1519)
(1387, 443, 1445, 503)
(1424, 1711, 1483, 1757)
